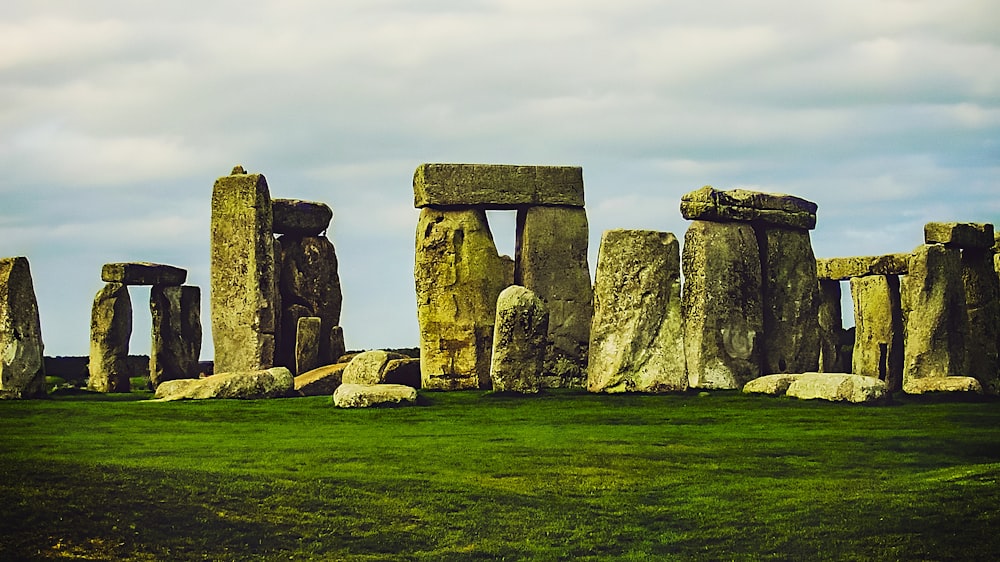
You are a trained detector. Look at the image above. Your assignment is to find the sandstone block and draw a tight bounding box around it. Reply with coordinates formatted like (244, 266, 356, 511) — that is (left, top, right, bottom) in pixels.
(490, 286, 548, 394)
(295, 362, 349, 396)
(815, 254, 910, 281)
(0, 257, 45, 399)
(924, 222, 994, 249)
(817, 280, 844, 373)
(333, 383, 418, 408)
(785, 373, 889, 403)
(903, 376, 983, 395)
(272, 198, 333, 236)
(153, 367, 293, 401)
(758, 226, 820, 374)
(382, 358, 421, 388)
(742, 374, 802, 396)
(850, 275, 903, 391)
(680, 186, 817, 230)
(342, 350, 409, 386)
(276, 235, 343, 369)
(149, 285, 202, 388)
(88, 282, 132, 393)
(102, 262, 186, 286)
(587, 230, 686, 393)
(961, 248, 1000, 394)
(413, 163, 584, 208)
(295, 317, 322, 376)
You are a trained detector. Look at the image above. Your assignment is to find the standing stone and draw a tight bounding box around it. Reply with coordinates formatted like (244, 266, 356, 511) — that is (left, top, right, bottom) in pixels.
(0, 257, 45, 399)
(757, 226, 820, 374)
(817, 280, 844, 373)
(295, 316, 322, 376)
(415, 208, 513, 389)
(276, 235, 342, 368)
(961, 247, 1000, 394)
(149, 285, 202, 388)
(490, 285, 549, 394)
(850, 275, 904, 391)
(210, 168, 277, 373)
(901, 244, 969, 391)
(682, 221, 763, 389)
(329, 326, 346, 365)
(515, 206, 593, 387)
(588, 230, 686, 393)
(89, 282, 132, 393)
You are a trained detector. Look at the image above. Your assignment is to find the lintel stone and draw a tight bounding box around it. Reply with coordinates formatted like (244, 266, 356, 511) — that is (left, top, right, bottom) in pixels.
(413, 163, 584, 209)
(680, 186, 817, 230)
(816, 254, 910, 281)
(102, 262, 187, 286)
(272, 198, 333, 236)
(924, 222, 994, 249)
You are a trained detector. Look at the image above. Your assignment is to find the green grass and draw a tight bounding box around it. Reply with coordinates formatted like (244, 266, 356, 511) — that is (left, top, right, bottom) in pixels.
(2, 390, 999, 561)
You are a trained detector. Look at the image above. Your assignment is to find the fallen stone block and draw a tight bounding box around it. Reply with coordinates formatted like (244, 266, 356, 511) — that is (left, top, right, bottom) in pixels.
(680, 186, 817, 230)
(815, 254, 910, 281)
(382, 358, 421, 388)
(342, 350, 409, 386)
(742, 374, 802, 396)
(153, 367, 293, 401)
(903, 376, 983, 394)
(333, 383, 418, 408)
(785, 373, 889, 404)
(101, 262, 187, 286)
(924, 222, 994, 249)
(272, 198, 333, 236)
(413, 163, 584, 208)
(295, 362, 349, 396)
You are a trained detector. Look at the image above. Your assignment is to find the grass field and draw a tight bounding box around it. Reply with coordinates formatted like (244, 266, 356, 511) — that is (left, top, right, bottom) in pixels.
(1, 389, 999, 561)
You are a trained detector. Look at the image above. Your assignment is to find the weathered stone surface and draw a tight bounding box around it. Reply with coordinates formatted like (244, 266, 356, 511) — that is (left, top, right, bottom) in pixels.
(587, 230, 686, 393)
(742, 374, 802, 396)
(342, 350, 408, 386)
(0, 257, 45, 399)
(272, 198, 333, 236)
(786, 373, 889, 403)
(88, 282, 132, 393)
(295, 317, 322, 376)
(680, 186, 817, 230)
(489, 286, 548, 394)
(415, 208, 513, 390)
(683, 221, 763, 389)
(850, 275, 904, 391)
(329, 326, 346, 365)
(153, 367, 293, 401)
(276, 235, 343, 369)
(758, 226, 820, 374)
(413, 163, 584, 209)
(295, 362, 349, 396)
(382, 358, 421, 388)
(210, 168, 277, 373)
(515, 206, 593, 387)
(817, 280, 844, 372)
(924, 222, 994, 249)
(333, 383, 418, 408)
(149, 285, 201, 388)
(102, 262, 186, 286)
(815, 254, 910, 281)
(962, 248, 1000, 394)
(903, 376, 983, 394)
(902, 244, 969, 386)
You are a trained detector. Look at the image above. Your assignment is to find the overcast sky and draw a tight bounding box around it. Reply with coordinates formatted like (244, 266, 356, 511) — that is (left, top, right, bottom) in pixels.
(2, 0, 998, 359)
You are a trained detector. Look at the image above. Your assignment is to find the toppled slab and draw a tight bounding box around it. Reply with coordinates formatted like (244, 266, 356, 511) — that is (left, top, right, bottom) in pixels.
(924, 222, 994, 249)
(295, 362, 348, 396)
(903, 376, 983, 394)
(153, 367, 293, 400)
(815, 254, 910, 281)
(413, 163, 584, 208)
(272, 198, 333, 236)
(786, 373, 889, 403)
(101, 262, 187, 286)
(742, 374, 801, 396)
(342, 350, 410, 386)
(680, 186, 818, 230)
(333, 383, 417, 408)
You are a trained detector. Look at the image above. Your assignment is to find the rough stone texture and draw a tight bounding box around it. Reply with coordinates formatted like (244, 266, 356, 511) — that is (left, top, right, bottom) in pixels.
(295, 317, 322, 376)
(294, 362, 349, 396)
(0, 257, 45, 399)
(210, 169, 277, 373)
(88, 282, 132, 393)
(850, 275, 904, 392)
(329, 326, 346, 365)
(680, 185, 817, 230)
(153, 367, 293, 401)
(758, 226, 820, 375)
(272, 198, 333, 236)
(515, 206, 593, 387)
(587, 230, 687, 393)
(742, 374, 802, 396)
(415, 208, 512, 390)
(341, 350, 408, 386)
(815, 254, 910, 281)
(903, 376, 983, 395)
(382, 358, 421, 388)
(817, 280, 844, 373)
(149, 285, 202, 388)
(961, 247, 1000, 394)
(413, 163, 585, 209)
(682, 221, 763, 389)
(901, 244, 969, 387)
(924, 222, 994, 249)
(786, 373, 889, 403)
(102, 262, 187, 286)
(333, 383, 418, 408)
(276, 235, 343, 369)
(489, 286, 548, 394)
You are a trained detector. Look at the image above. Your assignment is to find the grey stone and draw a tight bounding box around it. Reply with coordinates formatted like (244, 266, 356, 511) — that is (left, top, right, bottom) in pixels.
(0, 257, 45, 399)
(333, 383, 418, 408)
(758, 226, 820, 374)
(149, 285, 201, 388)
(295, 362, 349, 396)
(785, 373, 889, 403)
(295, 316, 322, 376)
(101, 262, 186, 286)
(329, 326, 346, 367)
(850, 275, 904, 392)
(490, 286, 548, 394)
(902, 377, 983, 394)
(815, 254, 910, 281)
(742, 374, 802, 396)
(817, 280, 844, 372)
(153, 367, 293, 401)
(275, 235, 343, 369)
(961, 247, 1000, 393)
(342, 350, 408, 386)
(272, 198, 333, 236)
(413, 163, 584, 208)
(924, 222, 994, 249)
(680, 185, 817, 230)
(88, 282, 132, 393)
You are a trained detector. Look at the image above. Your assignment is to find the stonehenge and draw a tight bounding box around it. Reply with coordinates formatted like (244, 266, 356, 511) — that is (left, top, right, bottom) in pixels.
(0, 257, 46, 399)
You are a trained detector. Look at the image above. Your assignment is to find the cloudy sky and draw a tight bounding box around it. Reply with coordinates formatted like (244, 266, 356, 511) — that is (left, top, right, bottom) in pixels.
(2, 0, 998, 358)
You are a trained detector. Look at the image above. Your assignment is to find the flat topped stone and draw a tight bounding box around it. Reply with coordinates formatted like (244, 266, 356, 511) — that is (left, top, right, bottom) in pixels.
(924, 222, 994, 249)
(816, 253, 911, 280)
(272, 198, 333, 236)
(680, 186, 818, 230)
(413, 163, 584, 209)
(101, 262, 187, 286)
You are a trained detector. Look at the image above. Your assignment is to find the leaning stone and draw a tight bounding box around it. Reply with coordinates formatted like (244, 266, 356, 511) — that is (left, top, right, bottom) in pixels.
(758, 226, 820, 374)
(924, 222, 994, 249)
(88, 282, 132, 393)
(272, 198, 333, 236)
(903, 376, 983, 395)
(815, 254, 910, 281)
(382, 358, 421, 388)
(962, 247, 1000, 394)
(587, 230, 686, 393)
(0, 257, 45, 399)
(413, 163, 585, 208)
(295, 362, 349, 396)
(682, 221, 763, 389)
(101, 262, 186, 286)
(490, 286, 548, 394)
(276, 235, 343, 368)
(153, 367, 293, 401)
(742, 374, 802, 396)
(333, 383, 418, 408)
(149, 285, 202, 388)
(415, 208, 512, 390)
(680, 185, 817, 230)
(817, 280, 844, 372)
(295, 317, 322, 376)
(786, 373, 889, 404)
(516, 206, 593, 388)
(850, 275, 904, 391)
(341, 350, 408, 386)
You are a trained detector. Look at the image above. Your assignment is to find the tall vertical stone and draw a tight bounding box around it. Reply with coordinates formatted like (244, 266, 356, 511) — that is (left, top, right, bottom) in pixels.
(276, 235, 342, 368)
(490, 285, 549, 394)
(515, 206, 593, 388)
(210, 167, 277, 374)
(850, 275, 904, 391)
(588, 230, 686, 393)
(682, 220, 763, 389)
(89, 282, 132, 393)
(149, 285, 202, 387)
(295, 316, 322, 376)
(961, 247, 1000, 394)
(415, 208, 513, 389)
(817, 280, 844, 373)
(757, 226, 820, 374)
(0, 257, 45, 399)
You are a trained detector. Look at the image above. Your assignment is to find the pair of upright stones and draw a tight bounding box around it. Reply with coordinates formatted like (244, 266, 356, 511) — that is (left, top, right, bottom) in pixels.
(210, 166, 344, 377)
(0, 257, 46, 399)
(413, 164, 593, 390)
